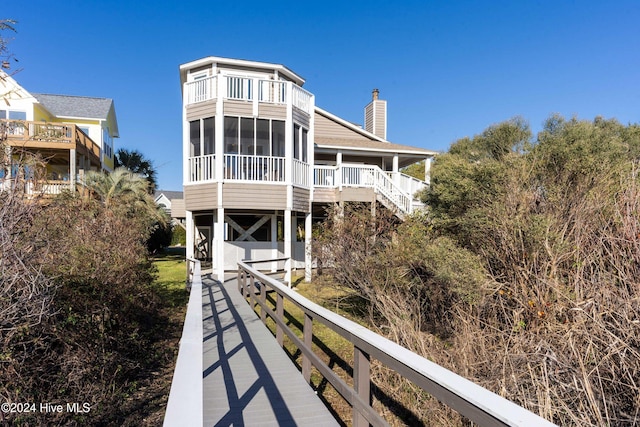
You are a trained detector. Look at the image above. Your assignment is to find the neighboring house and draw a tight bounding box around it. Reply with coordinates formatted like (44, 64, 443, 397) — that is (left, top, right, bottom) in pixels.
(180, 56, 436, 283)
(0, 70, 118, 195)
(154, 189, 186, 225)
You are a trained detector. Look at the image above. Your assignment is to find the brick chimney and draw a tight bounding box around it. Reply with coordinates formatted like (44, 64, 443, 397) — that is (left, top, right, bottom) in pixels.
(364, 88, 387, 139)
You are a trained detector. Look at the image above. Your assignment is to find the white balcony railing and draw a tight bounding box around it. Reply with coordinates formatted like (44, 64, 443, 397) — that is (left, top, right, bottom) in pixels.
(184, 76, 217, 104)
(224, 154, 285, 182)
(184, 75, 311, 113)
(188, 154, 215, 182)
(313, 164, 425, 216)
(314, 166, 336, 187)
(389, 172, 428, 198)
(292, 85, 313, 114)
(258, 80, 286, 104)
(292, 159, 309, 188)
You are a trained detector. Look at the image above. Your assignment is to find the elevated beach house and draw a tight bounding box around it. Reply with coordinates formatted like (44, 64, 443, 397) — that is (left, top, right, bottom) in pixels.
(180, 56, 435, 283)
(0, 70, 118, 196)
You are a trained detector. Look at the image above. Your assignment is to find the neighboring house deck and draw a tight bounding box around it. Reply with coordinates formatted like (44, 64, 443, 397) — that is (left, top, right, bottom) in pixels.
(180, 56, 436, 284)
(0, 70, 118, 196)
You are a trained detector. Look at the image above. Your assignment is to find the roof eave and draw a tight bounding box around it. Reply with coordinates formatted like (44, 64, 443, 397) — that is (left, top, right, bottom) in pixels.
(314, 143, 437, 157)
(179, 56, 305, 86)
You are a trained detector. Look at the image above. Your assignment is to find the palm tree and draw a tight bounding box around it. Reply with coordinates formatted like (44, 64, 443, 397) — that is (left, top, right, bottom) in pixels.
(114, 148, 157, 193)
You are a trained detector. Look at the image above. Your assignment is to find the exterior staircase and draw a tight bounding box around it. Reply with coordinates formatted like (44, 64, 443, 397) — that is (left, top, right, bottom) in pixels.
(315, 164, 428, 220)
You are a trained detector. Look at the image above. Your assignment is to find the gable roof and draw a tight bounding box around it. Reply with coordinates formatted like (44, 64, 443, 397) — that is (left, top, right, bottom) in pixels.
(314, 107, 437, 157)
(155, 190, 184, 201)
(32, 93, 115, 120)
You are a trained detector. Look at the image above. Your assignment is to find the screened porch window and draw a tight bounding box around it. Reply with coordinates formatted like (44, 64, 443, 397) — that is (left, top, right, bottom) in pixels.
(224, 116, 287, 157)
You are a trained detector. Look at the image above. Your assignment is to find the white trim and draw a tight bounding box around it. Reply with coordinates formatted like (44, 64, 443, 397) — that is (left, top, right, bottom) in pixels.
(180, 56, 305, 86)
(315, 145, 438, 157)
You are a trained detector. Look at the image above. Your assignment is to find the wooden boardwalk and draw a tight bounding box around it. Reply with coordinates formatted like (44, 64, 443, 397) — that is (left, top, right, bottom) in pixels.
(201, 274, 339, 427)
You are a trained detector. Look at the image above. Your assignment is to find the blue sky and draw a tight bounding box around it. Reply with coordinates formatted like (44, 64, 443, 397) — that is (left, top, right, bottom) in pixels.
(5, 1, 639, 190)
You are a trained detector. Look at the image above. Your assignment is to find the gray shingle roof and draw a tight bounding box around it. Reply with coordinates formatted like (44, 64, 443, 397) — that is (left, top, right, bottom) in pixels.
(155, 190, 184, 200)
(32, 93, 114, 120)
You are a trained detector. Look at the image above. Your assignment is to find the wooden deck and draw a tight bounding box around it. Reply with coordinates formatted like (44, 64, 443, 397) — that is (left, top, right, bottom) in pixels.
(201, 273, 339, 426)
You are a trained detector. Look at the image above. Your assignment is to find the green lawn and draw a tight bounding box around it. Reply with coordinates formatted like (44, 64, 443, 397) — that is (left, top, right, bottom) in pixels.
(151, 247, 189, 308)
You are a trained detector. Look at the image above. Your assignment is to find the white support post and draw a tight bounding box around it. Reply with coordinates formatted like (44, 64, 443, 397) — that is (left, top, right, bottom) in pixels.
(304, 212, 312, 282)
(252, 77, 259, 117)
(186, 210, 194, 259)
(70, 149, 76, 191)
(336, 151, 343, 190)
(392, 153, 399, 187)
(215, 208, 225, 282)
(425, 156, 432, 185)
(215, 75, 224, 181)
(182, 80, 190, 185)
(284, 81, 294, 286)
(284, 209, 292, 286)
(271, 213, 278, 272)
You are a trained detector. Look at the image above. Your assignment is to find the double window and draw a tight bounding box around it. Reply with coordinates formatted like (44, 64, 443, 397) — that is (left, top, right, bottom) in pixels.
(189, 117, 215, 157)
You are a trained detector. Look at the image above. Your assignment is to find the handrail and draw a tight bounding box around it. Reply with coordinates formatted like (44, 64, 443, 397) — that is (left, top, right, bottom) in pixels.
(314, 164, 414, 216)
(237, 259, 557, 427)
(164, 258, 203, 426)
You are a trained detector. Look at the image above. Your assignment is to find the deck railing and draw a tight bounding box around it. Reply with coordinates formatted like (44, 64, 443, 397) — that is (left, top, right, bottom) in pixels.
(237, 259, 557, 427)
(315, 164, 415, 215)
(164, 258, 203, 427)
(184, 76, 217, 104)
(389, 171, 428, 198)
(223, 154, 285, 182)
(258, 80, 286, 104)
(0, 177, 86, 197)
(2, 119, 101, 160)
(188, 154, 215, 182)
(314, 165, 336, 187)
(291, 85, 313, 114)
(292, 158, 309, 188)
(183, 76, 311, 113)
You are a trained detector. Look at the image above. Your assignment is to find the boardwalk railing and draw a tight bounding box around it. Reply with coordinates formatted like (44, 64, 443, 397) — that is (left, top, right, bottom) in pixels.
(237, 259, 557, 427)
(164, 258, 203, 427)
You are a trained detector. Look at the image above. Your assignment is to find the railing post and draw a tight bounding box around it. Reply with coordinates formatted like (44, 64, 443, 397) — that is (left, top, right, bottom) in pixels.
(238, 268, 242, 294)
(353, 346, 371, 427)
(302, 313, 313, 383)
(260, 278, 267, 324)
(276, 293, 284, 346)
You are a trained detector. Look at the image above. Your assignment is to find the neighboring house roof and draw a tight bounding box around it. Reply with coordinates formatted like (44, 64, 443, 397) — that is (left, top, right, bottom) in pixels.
(314, 106, 437, 157)
(155, 190, 184, 201)
(32, 93, 119, 137)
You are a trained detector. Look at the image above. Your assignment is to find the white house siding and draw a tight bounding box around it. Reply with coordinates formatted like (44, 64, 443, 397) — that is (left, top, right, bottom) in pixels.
(222, 183, 286, 210)
(186, 101, 216, 121)
(185, 183, 218, 210)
